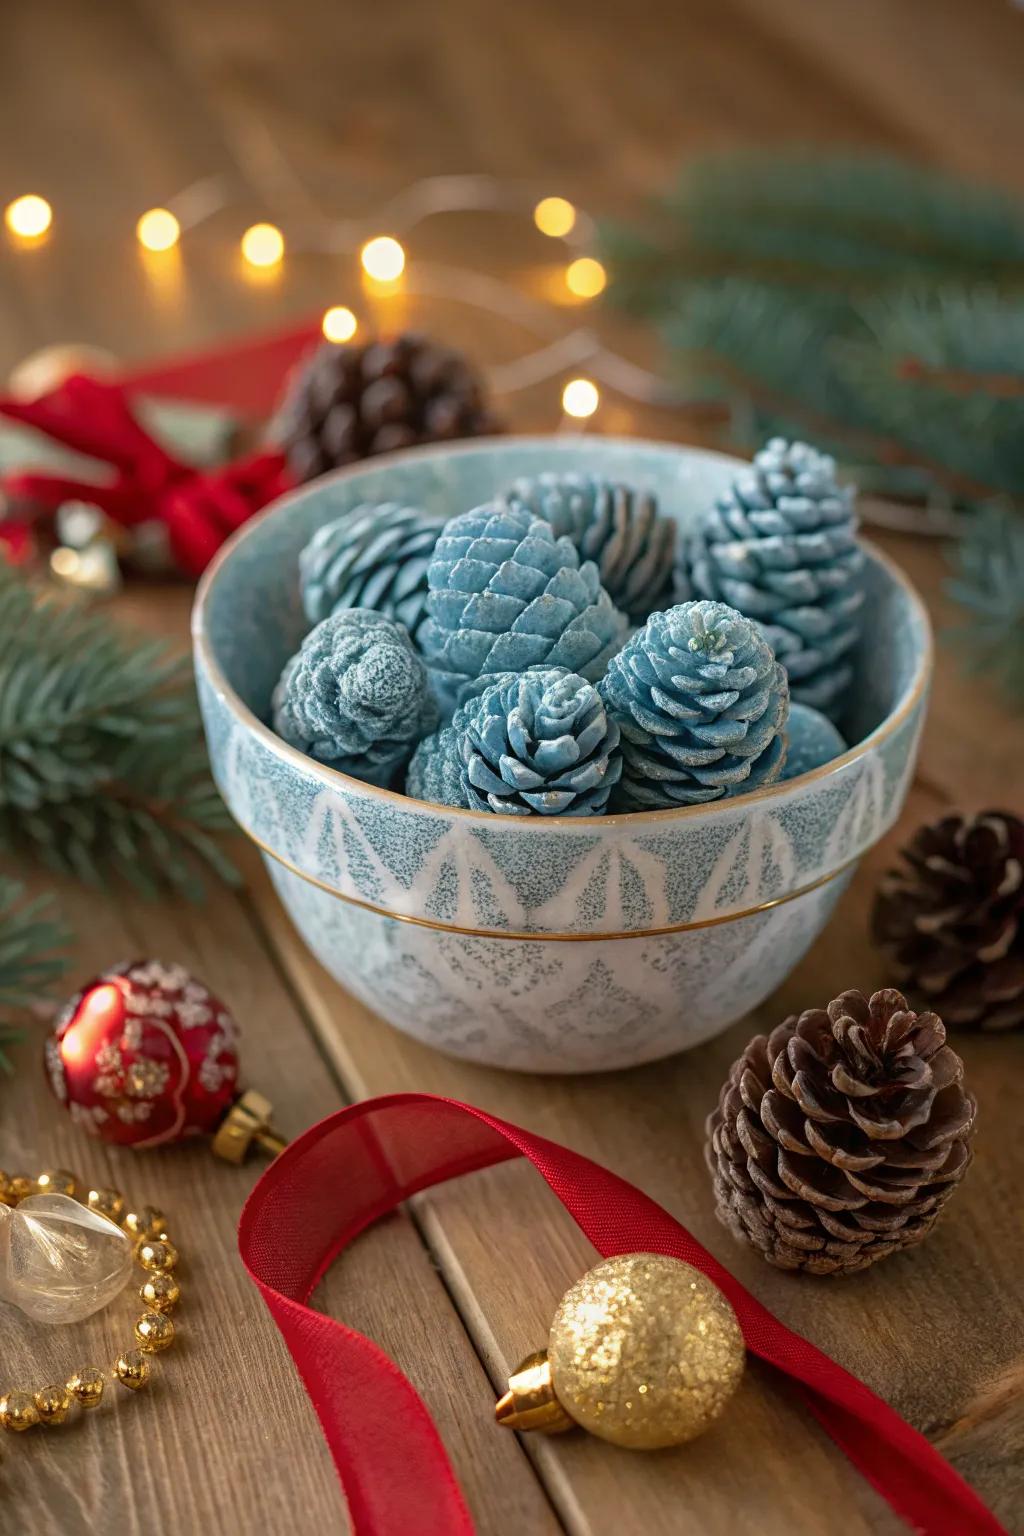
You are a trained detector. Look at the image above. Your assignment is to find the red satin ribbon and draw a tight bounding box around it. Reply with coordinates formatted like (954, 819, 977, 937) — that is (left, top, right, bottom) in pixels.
(239, 1092, 1004, 1536)
(0, 374, 290, 575)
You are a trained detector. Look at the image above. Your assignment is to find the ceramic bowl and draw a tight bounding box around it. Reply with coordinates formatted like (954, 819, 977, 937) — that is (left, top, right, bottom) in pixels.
(192, 438, 931, 1074)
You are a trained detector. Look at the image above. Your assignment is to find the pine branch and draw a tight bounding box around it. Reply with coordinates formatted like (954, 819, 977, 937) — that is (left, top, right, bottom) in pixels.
(600, 151, 1024, 507)
(0, 876, 70, 1073)
(602, 151, 1024, 306)
(947, 504, 1024, 706)
(0, 567, 240, 898)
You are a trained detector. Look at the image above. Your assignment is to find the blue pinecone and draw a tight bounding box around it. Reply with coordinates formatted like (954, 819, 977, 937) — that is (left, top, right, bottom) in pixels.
(298, 502, 445, 639)
(272, 609, 438, 787)
(507, 473, 676, 621)
(599, 600, 789, 810)
(407, 667, 621, 815)
(781, 701, 846, 781)
(419, 502, 627, 715)
(681, 437, 863, 718)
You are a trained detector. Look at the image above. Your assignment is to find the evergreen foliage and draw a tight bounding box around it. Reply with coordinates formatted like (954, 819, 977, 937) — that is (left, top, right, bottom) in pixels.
(0, 877, 69, 1073)
(947, 503, 1024, 704)
(599, 150, 1024, 704)
(0, 567, 239, 897)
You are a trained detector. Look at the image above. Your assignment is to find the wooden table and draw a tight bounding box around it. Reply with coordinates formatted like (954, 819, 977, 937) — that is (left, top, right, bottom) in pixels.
(2, 2, 1023, 1531)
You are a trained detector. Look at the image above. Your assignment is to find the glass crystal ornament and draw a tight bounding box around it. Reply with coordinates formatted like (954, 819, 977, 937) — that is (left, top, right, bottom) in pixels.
(0, 1194, 132, 1324)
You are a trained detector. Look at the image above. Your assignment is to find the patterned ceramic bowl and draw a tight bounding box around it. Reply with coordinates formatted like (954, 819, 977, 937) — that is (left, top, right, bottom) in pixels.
(192, 438, 931, 1074)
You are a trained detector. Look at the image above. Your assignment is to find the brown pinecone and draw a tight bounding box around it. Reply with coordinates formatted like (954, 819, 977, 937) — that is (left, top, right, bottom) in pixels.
(872, 810, 1024, 1032)
(276, 333, 501, 483)
(705, 989, 976, 1276)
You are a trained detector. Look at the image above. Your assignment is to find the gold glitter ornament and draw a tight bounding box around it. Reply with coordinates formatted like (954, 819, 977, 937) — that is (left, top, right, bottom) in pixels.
(497, 1253, 745, 1451)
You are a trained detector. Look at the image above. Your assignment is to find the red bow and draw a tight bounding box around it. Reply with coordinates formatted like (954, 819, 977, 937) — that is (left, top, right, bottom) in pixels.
(240, 1093, 1005, 1536)
(0, 374, 291, 575)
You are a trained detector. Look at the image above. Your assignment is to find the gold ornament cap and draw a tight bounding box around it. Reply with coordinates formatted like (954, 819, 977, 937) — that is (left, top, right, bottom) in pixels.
(496, 1253, 745, 1451)
(494, 1351, 574, 1435)
(212, 1089, 288, 1164)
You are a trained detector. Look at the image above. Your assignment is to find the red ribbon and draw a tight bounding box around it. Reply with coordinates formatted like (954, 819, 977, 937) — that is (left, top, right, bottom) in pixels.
(0, 374, 290, 575)
(239, 1093, 1004, 1536)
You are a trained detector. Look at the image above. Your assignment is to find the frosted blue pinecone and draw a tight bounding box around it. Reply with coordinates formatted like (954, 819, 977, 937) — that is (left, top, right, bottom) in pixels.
(419, 502, 627, 716)
(680, 437, 863, 718)
(407, 668, 621, 815)
(507, 473, 677, 622)
(599, 599, 789, 809)
(272, 608, 438, 787)
(298, 502, 445, 639)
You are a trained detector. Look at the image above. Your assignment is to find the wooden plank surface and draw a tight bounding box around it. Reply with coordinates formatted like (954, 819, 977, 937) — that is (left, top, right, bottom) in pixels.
(1, 2, 1023, 1533)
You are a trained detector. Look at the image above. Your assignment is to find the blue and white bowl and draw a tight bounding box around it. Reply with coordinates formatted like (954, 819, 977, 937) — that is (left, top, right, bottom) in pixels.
(192, 438, 931, 1074)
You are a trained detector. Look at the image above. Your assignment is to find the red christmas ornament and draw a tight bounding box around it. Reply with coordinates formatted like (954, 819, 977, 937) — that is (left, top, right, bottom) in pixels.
(44, 960, 284, 1160)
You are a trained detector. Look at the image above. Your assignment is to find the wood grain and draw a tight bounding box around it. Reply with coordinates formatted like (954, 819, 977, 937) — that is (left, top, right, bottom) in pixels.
(1, 1, 1023, 1532)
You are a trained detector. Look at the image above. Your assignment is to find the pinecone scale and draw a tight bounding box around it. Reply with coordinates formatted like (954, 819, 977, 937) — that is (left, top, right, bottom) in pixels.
(873, 810, 1024, 1031)
(277, 334, 500, 483)
(707, 989, 976, 1275)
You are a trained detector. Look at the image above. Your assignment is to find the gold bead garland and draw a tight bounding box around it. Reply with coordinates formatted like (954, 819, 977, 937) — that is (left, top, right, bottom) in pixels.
(0, 1168, 182, 1447)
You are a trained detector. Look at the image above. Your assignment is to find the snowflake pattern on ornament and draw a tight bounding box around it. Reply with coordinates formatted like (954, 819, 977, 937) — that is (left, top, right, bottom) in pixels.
(128, 960, 191, 991)
(125, 1057, 170, 1099)
(197, 1026, 237, 1094)
(176, 999, 213, 1029)
(68, 1101, 109, 1134)
(121, 1016, 143, 1052)
(125, 989, 173, 1018)
(116, 1101, 154, 1125)
(45, 1038, 67, 1103)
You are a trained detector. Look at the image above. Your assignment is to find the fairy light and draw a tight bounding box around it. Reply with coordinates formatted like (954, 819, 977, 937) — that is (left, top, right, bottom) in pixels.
(562, 378, 600, 419)
(6, 171, 689, 419)
(4, 194, 52, 239)
(565, 257, 607, 299)
(360, 236, 405, 281)
(241, 222, 285, 268)
(322, 305, 358, 343)
(534, 196, 576, 238)
(136, 208, 181, 252)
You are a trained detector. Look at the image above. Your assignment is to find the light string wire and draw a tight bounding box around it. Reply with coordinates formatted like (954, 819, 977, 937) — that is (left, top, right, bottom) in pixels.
(156, 171, 720, 419)
(6, 168, 950, 532)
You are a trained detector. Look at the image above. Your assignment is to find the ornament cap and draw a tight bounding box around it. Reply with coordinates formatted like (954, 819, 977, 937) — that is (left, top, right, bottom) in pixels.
(494, 1350, 574, 1435)
(211, 1089, 287, 1164)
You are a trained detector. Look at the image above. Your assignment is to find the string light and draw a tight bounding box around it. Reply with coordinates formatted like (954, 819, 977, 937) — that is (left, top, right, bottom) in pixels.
(561, 378, 600, 419)
(4, 194, 52, 240)
(16, 172, 707, 423)
(360, 236, 405, 281)
(136, 208, 181, 252)
(533, 196, 576, 238)
(565, 257, 607, 299)
(322, 305, 358, 343)
(241, 222, 285, 268)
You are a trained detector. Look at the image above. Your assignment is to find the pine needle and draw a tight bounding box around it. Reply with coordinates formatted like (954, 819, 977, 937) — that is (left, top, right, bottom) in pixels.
(947, 504, 1024, 706)
(0, 566, 240, 897)
(0, 876, 69, 1073)
(599, 148, 1024, 705)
